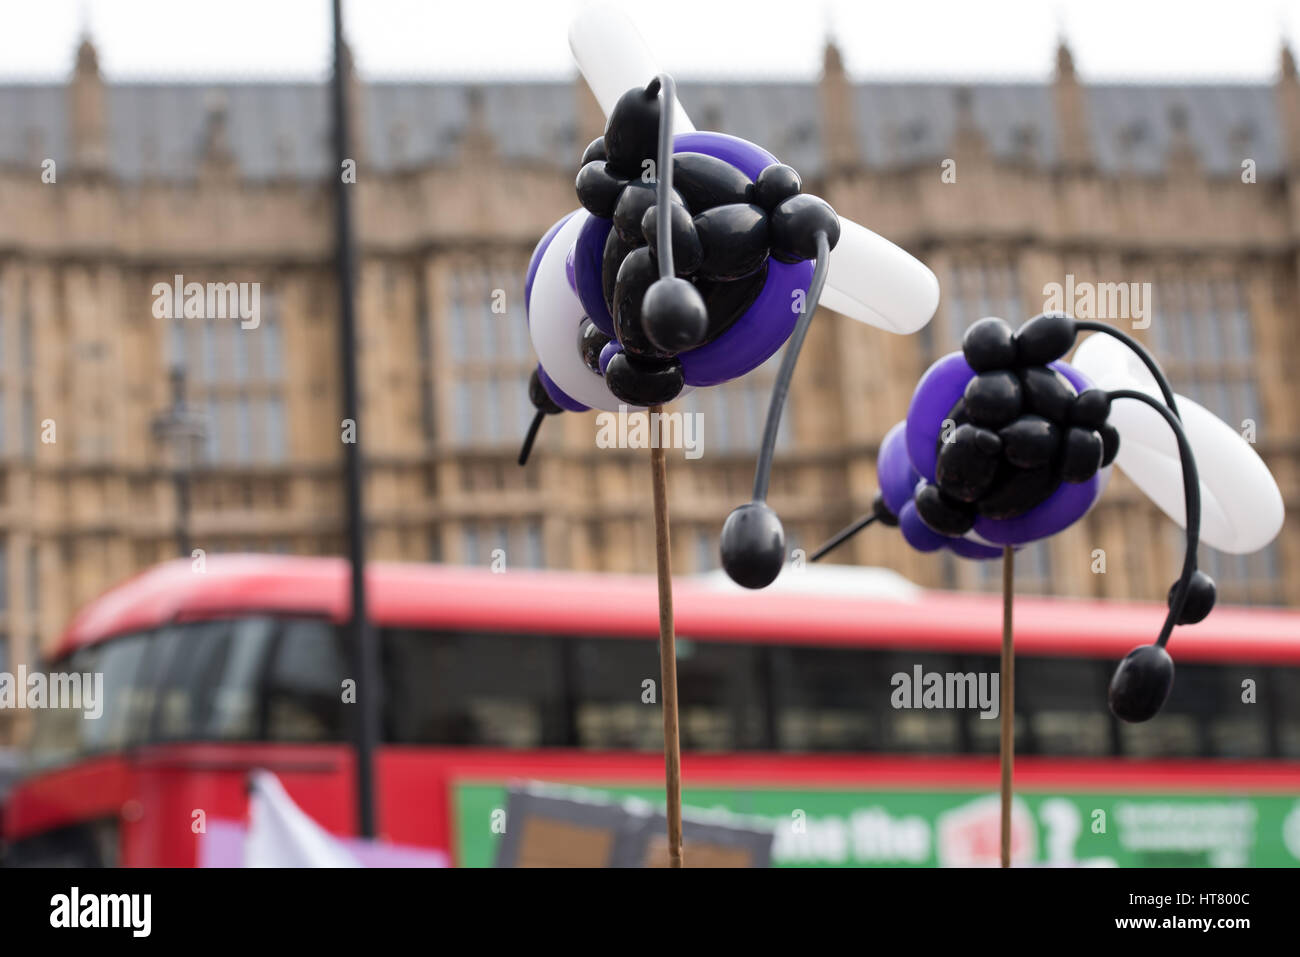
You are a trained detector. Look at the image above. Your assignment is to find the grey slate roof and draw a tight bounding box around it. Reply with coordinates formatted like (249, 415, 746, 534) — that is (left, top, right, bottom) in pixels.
(1086, 84, 1282, 176)
(0, 78, 1284, 181)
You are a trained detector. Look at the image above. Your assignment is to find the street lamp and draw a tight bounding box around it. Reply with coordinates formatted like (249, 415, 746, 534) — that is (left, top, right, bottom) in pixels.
(151, 365, 208, 558)
(331, 0, 381, 840)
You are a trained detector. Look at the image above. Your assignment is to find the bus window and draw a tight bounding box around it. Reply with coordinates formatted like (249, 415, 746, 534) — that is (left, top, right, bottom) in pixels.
(126, 626, 189, 744)
(383, 630, 567, 748)
(1015, 657, 1113, 756)
(1273, 666, 1300, 758)
(569, 638, 768, 752)
(154, 622, 231, 740)
(266, 619, 347, 742)
(877, 652, 965, 753)
(2, 818, 120, 868)
(770, 646, 879, 752)
(1118, 716, 1196, 757)
(962, 653, 1029, 755)
(570, 638, 662, 751)
(1201, 665, 1270, 758)
(676, 640, 767, 751)
(771, 648, 963, 753)
(1268, 665, 1300, 754)
(28, 646, 101, 769)
(80, 633, 152, 755)
(204, 617, 276, 740)
(153, 620, 274, 743)
(1112, 660, 1253, 759)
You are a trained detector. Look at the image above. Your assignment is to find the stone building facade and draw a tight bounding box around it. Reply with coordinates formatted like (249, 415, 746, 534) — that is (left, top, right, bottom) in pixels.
(0, 38, 1298, 742)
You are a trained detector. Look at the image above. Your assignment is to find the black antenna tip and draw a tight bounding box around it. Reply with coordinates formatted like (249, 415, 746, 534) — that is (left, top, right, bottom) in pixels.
(720, 502, 786, 589)
(517, 409, 546, 467)
(1108, 644, 1175, 723)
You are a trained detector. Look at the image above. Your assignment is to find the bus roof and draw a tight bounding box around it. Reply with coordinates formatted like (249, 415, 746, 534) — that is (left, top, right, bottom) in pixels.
(54, 554, 1300, 663)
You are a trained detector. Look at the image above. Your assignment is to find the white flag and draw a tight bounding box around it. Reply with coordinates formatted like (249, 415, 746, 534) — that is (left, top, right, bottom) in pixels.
(244, 770, 359, 868)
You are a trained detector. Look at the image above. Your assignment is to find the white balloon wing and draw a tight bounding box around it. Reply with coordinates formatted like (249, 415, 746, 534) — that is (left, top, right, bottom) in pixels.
(529, 209, 692, 411)
(820, 220, 941, 333)
(567, 3, 695, 134)
(1072, 333, 1284, 554)
(568, 2, 939, 337)
(528, 210, 627, 411)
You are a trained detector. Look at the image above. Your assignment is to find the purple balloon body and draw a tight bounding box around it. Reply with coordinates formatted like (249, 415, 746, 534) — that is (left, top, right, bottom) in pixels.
(673, 131, 776, 179)
(898, 500, 946, 552)
(565, 242, 577, 294)
(946, 537, 1003, 560)
(905, 352, 975, 484)
(679, 257, 811, 386)
(537, 364, 588, 413)
(574, 215, 616, 337)
(904, 351, 1105, 548)
(525, 212, 573, 322)
(598, 340, 621, 375)
(880, 417, 1001, 560)
(877, 421, 918, 516)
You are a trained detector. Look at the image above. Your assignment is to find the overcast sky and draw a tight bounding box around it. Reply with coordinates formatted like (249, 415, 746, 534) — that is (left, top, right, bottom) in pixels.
(2, 0, 1296, 82)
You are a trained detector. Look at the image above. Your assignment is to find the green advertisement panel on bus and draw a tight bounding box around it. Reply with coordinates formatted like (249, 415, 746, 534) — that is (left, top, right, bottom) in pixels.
(454, 782, 1300, 867)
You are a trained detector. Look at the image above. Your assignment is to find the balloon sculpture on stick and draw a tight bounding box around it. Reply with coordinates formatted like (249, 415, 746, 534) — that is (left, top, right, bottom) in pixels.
(517, 4, 940, 866)
(726, 309, 1285, 866)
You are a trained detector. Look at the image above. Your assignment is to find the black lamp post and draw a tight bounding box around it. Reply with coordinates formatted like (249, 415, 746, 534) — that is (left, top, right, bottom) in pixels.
(331, 0, 381, 840)
(151, 366, 207, 558)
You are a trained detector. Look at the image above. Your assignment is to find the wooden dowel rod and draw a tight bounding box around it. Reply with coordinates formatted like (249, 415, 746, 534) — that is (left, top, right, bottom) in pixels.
(649, 404, 683, 868)
(1000, 544, 1015, 869)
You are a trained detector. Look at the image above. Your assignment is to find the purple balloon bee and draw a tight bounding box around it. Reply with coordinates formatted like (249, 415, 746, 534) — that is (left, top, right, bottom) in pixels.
(783, 312, 1221, 724)
(517, 77, 840, 465)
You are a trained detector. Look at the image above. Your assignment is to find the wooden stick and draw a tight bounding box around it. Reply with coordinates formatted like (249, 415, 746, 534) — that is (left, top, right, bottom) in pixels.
(999, 544, 1015, 869)
(649, 404, 683, 868)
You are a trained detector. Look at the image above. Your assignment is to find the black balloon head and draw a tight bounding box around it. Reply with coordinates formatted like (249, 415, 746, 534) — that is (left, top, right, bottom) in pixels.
(603, 82, 664, 178)
(919, 314, 1112, 532)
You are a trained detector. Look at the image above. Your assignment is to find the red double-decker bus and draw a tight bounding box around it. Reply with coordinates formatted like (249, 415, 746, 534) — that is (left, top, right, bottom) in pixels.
(4, 554, 1300, 867)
